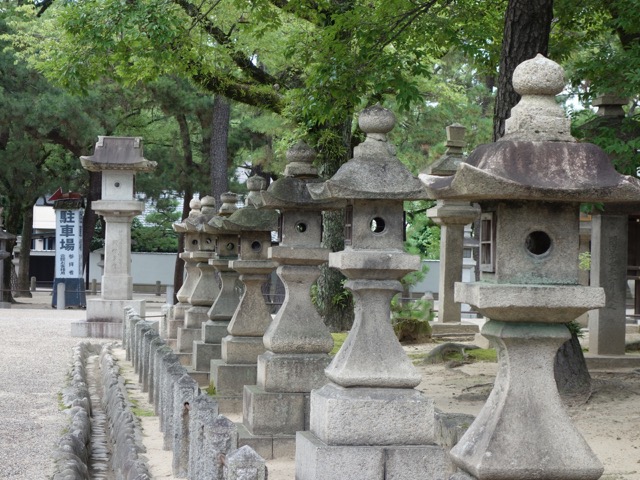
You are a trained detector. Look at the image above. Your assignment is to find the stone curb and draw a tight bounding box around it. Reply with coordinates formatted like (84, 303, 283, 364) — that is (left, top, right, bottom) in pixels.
(99, 344, 151, 480)
(51, 342, 95, 480)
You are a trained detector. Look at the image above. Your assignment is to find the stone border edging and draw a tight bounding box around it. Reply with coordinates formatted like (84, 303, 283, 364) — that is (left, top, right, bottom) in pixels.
(99, 344, 151, 480)
(52, 342, 94, 480)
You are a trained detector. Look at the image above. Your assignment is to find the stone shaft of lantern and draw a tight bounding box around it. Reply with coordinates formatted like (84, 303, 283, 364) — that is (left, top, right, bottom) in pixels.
(207, 261, 241, 321)
(176, 253, 199, 304)
(227, 269, 273, 337)
(263, 264, 333, 354)
(325, 278, 421, 388)
(438, 224, 465, 323)
(450, 320, 604, 479)
(100, 212, 137, 300)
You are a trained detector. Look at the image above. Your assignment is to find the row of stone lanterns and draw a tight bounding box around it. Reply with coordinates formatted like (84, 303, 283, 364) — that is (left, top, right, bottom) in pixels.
(71, 54, 640, 479)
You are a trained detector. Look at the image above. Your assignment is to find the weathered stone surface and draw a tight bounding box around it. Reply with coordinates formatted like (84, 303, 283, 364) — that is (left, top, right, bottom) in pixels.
(384, 445, 447, 480)
(325, 279, 421, 388)
(455, 283, 605, 323)
(310, 383, 434, 446)
(222, 336, 266, 364)
(295, 431, 384, 480)
(257, 352, 330, 392)
(243, 385, 305, 435)
(224, 445, 267, 480)
(589, 212, 628, 355)
(450, 321, 604, 480)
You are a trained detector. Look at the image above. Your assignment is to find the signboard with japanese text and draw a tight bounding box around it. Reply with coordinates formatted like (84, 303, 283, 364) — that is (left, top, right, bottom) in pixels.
(55, 208, 84, 279)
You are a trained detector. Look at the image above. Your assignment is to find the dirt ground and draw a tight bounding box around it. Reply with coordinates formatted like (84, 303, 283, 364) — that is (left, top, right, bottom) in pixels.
(126, 340, 640, 480)
(408, 341, 640, 480)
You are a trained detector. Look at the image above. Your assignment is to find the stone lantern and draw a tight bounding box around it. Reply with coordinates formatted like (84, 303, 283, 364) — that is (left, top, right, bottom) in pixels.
(240, 142, 340, 455)
(0, 220, 15, 308)
(208, 176, 279, 413)
(426, 124, 480, 326)
(190, 192, 241, 373)
(170, 198, 203, 341)
(421, 55, 640, 479)
(75, 136, 156, 338)
(175, 196, 220, 354)
(300, 105, 446, 479)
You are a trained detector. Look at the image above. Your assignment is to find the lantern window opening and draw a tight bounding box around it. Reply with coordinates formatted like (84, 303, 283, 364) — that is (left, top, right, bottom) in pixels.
(525, 230, 552, 258)
(251, 240, 262, 252)
(295, 221, 307, 233)
(480, 212, 495, 273)
(277, 214, 284, 243)
(344, 205, 353, 246)
(370, 216, 386, 234)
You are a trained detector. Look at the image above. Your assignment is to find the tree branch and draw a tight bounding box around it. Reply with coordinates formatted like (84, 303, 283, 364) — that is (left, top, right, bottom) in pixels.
(173, 0, 281, 86)
(193, 70, 282, 113)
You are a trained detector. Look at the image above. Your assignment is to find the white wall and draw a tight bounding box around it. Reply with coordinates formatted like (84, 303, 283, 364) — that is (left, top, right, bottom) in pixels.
(89, 251, 176, 286)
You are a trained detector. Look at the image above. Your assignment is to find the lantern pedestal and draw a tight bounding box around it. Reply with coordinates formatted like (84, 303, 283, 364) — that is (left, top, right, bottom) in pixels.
(450, 320, 603, 480)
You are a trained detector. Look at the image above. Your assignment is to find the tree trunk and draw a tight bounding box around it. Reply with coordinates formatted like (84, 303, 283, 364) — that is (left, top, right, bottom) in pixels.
(14, 204, 34, 298)
(210, 95, 231, 208)
(2, 201, 21, 303)
(493, 0, 554, 140)
(315, 117, 355, 331)
(554, 331, 592, 402)
(83, 171, 101, 287)
(173, 112, 197, 304)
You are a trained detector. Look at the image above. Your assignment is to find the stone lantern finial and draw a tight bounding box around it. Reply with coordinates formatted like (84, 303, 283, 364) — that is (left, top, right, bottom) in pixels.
(426, 123, 467, 176)
(284, 141, 317, 177)
(245, 175, 267, 207)
(503, 54, 573, 142)
(218, 192, 238, 217)
(187, 198, 201, 219)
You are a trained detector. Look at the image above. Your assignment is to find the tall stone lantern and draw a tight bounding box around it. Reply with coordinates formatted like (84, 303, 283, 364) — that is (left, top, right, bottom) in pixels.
(170, 198, 203, 341)
(421, 55, 640, 479)
(75, 136, 156, 338)
(241, 142, 340, 454)
(176, 196, 220, 353)
(208, 176, 279, 413)
(300, 106, 446, 479)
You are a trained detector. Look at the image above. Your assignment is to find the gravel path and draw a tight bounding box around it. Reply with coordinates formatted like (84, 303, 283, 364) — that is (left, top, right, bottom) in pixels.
(0, 307, 95, 479)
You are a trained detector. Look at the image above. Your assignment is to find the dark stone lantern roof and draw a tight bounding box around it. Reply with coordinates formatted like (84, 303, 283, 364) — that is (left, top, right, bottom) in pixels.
(256, 142, 342, 211)
(308, 105, 426, 201)
(420, 55, 640, 203)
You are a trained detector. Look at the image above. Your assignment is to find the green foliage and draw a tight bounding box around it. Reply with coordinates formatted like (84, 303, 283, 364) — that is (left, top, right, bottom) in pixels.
(405, 201, 441, 259)
(131, 197, 180, 253)
(330, 332, 348, 356)
(579, 251, 592, 271)
(566, 320, 585, 338)
(205, 382, 217, 396)
(391, 295, 433, 342)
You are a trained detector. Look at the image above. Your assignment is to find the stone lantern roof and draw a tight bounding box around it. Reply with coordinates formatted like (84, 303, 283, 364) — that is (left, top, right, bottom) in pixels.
(184, 196, 217, 231)
(420, 55, 640, 203)
(211, 176, 278, 232)
(256, 142, 343, 211)
(173, 198, 201, 234)
(80, 136, 157, 172)
(307, 105, 426, 201)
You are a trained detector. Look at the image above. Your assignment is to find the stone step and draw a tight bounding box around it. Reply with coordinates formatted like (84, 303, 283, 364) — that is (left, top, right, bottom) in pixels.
(585, 354, 640, 369)
(236, 423, 296, 460)
(185, 369, 210, 387)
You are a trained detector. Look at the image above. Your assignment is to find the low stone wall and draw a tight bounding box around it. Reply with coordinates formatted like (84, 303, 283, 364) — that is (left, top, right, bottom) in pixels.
(52, 342, 94, 480)
(124, 307, 268, 480)
(99, 345, 151, 480)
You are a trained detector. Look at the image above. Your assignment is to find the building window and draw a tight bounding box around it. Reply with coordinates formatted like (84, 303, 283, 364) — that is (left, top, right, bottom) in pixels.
(480, 212, 495, 272)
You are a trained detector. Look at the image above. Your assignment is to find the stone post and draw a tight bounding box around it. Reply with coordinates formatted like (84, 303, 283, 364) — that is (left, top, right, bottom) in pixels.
(425, 125, 480, 326)
(73, 136, 156, 338)
(421, 55, 640, 479)
(588, 212, 628, 354)
(239, 142, 340, 458)
(300, 106, 446, 479)
(209, 177, 279, 414)
(0, 226, 15, 309)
